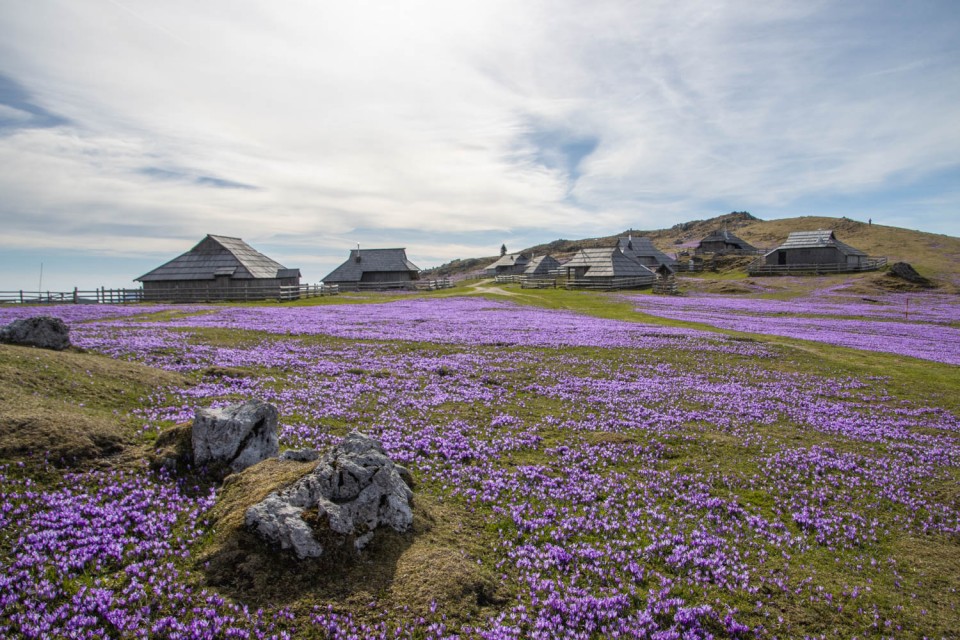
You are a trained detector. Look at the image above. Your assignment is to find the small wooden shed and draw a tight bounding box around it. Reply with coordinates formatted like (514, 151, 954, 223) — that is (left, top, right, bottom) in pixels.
(652, 263, 679, 295)
(695, 229, 757, 255)
(484, 253, 531, 277)
(561, 247, 655, 289)
(322, 247, 420, 291)
(763, 230, 867, 268)
(136, 234, 300, 302)
(523, 255, 561, 278)
(617, 236, 676, 268)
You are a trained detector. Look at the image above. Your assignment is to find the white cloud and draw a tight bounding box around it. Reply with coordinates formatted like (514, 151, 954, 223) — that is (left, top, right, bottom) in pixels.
(0, 0, 958, 288)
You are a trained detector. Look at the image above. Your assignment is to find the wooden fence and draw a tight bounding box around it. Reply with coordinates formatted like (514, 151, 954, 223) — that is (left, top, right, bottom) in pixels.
(0, 283, 340, 305)
(0, 288, 142, 305)
(747, 257, 887, 276)
(336, 278, 453, 292)
(521, 278, 557, 289)
(563, 277, 654, 291)
(414, 278, 454, 291)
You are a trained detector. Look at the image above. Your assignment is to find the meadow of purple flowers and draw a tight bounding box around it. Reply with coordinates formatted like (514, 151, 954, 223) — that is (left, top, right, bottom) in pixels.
(627, 291, 960, 365)
(1, 296, 958, 638)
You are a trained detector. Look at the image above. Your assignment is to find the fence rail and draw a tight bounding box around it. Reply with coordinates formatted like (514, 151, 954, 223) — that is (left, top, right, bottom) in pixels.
(747, 257, 887, 276)
(521, 278, 557, 289)
(563, 277, 654, 291)
(413, 278, 454, 291)
(0, 283, 340, 304)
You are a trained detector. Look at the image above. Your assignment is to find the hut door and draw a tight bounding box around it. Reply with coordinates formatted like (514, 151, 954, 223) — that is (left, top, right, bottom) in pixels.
(777, 251, 786, 266)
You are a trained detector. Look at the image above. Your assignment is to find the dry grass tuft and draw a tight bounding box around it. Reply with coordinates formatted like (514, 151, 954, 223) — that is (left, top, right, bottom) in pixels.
(0, 343, 185, 467)
(148, 421, 194, 471)
(0, 409, 126, 464)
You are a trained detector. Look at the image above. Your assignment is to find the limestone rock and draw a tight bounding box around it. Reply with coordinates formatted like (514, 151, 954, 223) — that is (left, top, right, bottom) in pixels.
(245, 431, 414, 559)
(279, 448, 319, 462)
(0, 316, 70, 351)
(192, 400, 279, 473)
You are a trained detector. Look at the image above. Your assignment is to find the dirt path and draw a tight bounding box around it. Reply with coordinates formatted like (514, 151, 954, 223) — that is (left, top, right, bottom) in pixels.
(462, 279, 523, 297)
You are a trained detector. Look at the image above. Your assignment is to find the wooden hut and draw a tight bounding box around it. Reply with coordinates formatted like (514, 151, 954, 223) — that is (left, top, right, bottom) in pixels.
(484, 252, 531, 277)
(136, 234, 300, 302)
(561, 247, 655, 290)
(523, 255, 561, 278)
(695, 229, 757, 255)
(617, 236, 676, 268)
(755, 230, 876, 274)
(652, 263, 679, 295)
(322, 247, 420, 291)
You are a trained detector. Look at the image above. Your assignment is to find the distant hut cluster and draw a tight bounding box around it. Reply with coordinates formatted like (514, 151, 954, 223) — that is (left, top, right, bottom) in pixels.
(485, 235, 677, 291)
(133, 223, 886, 303)
(136, 235, 301, 302)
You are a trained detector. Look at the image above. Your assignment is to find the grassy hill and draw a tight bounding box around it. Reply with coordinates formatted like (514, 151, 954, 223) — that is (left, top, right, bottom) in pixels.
(425, 213, 960, 287)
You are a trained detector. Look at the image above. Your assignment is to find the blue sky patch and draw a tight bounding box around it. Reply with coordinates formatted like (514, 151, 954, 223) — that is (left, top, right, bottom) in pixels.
(0, 73, 69, 131)
(139, 166, 257, 190)
(522, 120, 600, 184)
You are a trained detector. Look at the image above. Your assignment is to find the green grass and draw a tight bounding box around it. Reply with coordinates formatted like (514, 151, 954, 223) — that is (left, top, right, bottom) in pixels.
(3, 287, 959, 637)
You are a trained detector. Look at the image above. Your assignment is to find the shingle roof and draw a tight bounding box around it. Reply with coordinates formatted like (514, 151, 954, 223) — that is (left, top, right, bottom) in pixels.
(563, 247, 656, 278)
(773, 230, 866, 256)
(698, 229, 756, 251)
(137, 235, 297, 282)
(524, 255, 561, 275)
(323, 248, 420, 283)
(486, 253, 531, 270)
(617, 236, 676, 266)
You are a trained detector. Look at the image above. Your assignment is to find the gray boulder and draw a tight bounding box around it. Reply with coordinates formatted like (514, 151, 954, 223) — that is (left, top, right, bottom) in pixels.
(0, 316, 70, 350)
(279, 447, 320, 462)
(192, 400, 279, 473)
(245, 431, 414, 559)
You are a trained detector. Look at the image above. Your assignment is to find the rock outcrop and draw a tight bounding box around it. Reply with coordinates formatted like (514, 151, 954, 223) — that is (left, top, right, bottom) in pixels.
(887, 262, 934, 287)
(192, 400, 279, 473)
(245, 431, 414, 559)
(279, 447, 319, 462)
(0, 316, 70, 350)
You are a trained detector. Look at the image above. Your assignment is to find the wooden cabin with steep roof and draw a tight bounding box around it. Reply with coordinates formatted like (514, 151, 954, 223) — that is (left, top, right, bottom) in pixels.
(617, 236, 676, 268)
(561, 247, 655, 290)
(750, 230, 885, 275)
(695, 229, 757, 255)
(136, 234, 300, 301)
(322, 247, 420, 291)
(523, 255, 561, 278)
(484, 252, 531, 277)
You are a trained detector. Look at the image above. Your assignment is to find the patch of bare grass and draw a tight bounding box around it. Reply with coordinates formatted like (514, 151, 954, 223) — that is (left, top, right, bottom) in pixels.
(0, 344, 185, 467)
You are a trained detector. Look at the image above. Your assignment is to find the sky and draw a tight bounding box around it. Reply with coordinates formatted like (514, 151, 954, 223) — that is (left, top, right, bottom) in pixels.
(1, 0, 958, 290)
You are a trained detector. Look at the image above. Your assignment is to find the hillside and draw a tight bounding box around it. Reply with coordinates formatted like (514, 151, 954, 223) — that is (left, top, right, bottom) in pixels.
(424, 213, 960, 286)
